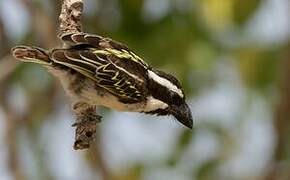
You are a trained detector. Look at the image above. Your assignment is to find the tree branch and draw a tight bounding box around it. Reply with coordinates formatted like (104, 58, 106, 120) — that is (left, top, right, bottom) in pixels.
(59, 0, 101, 150)
(59, 0, 83, 37)
(71, 102, 102, 150)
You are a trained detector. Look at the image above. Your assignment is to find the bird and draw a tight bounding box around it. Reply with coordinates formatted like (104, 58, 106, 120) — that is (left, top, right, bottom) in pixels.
(12, 32, 193, 129)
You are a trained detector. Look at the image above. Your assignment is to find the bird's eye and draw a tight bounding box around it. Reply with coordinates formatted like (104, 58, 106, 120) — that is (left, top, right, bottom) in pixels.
(171, 93, 183, 105)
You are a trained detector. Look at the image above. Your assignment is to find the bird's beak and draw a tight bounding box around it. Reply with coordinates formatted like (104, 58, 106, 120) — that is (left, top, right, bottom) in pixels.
(172, 103, 193, 129)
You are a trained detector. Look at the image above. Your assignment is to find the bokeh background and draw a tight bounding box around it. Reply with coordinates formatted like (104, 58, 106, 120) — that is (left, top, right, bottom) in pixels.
(0, 0, 290, 180)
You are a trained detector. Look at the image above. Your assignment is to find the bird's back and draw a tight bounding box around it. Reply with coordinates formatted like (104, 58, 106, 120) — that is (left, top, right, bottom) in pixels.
(50, 33, 151, 104)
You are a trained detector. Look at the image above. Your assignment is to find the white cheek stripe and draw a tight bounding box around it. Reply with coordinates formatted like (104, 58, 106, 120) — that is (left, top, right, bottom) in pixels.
(143, 96, 169, 112)
(148, 70, 184, 98)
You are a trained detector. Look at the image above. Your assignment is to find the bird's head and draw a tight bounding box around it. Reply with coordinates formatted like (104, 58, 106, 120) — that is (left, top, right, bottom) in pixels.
(147, 69, 193, 129)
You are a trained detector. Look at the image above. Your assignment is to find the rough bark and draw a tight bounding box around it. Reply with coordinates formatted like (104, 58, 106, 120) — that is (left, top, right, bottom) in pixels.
(59, 0, 83, 37)
(59, 0, 101, 150)
(71, 102, 101, 150)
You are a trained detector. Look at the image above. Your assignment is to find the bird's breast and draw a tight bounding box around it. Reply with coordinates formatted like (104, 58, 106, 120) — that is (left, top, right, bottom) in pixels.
(79, 85, 146, 112)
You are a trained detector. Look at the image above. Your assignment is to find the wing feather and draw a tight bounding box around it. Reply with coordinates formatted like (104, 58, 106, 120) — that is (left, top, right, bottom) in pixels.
(61, 32, 102, 47)
(50, 49, 145, 103)
(60, 32, 149, 69)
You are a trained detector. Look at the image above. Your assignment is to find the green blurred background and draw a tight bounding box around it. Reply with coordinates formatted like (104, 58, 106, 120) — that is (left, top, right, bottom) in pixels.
(0, 0, 290, 180)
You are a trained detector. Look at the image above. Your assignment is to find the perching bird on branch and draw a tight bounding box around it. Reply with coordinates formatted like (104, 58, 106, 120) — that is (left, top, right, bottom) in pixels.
(12, 33, 193, 129)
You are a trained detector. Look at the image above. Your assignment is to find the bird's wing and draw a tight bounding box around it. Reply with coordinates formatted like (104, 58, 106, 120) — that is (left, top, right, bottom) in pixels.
(60, 32, 149, 69)
(50, 48, 147, 103)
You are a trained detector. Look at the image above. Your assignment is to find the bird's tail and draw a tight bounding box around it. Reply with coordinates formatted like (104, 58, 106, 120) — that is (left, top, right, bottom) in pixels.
(11, 46, 52, 66)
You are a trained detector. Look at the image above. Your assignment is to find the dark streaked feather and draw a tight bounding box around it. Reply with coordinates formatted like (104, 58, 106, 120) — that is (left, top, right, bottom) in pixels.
(12, 46, 52, 65)
(144, 108, 170, 116)
(50, 48, 147, 103)
(61, 32, 102, 47)
(60, 32, 149, 69)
